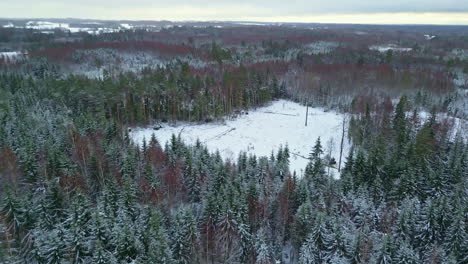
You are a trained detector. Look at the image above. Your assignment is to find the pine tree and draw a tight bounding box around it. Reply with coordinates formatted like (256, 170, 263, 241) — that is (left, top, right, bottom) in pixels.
(184, 153, 201, 203)
(65, 193, 92, 263)
(393, 95, 409, 149)
(444, 210, 467, 263)
(120, 176, 138, 219)
(423, 243, 449, 264)
(37, 180, 65, 230)
(40, 227, 67, 264)
(112, 212, 139, 262)
(172, 207, 199, 264)
(415, 199, 439, 250)
(1, 189, 23, 241)
(308, 213, 334, 262)
(92, 240, 114, 264)
(327, 219, 348, 260)
(375, 235, 393, 264)
(145, 209, 174, 264)
(352, 150, 370, 189)
(255, 228, 273, 264)
(347, 231, 364, 264)
(92, 209, 110, 249)
(201, 190, 220, 263)
(121, 152, 136, 179)
(310, 137, 323, 161)
(395, 198, 418, 243)
(394, 239, 420, 264)
(340, 149, 355, 193)
(237, 220, 253, 264)
(298, 233, 319, 264)
(293, 200, 313, 248)
(217, 209, 241, 263)
(21, 146, 39, 183)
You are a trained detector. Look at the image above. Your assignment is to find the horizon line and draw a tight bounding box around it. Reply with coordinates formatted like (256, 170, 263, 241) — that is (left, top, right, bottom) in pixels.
(2, 16, 468, 27)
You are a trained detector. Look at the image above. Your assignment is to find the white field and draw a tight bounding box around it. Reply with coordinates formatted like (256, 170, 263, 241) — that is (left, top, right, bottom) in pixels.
(424, 34, 436, 40)
(0, 51, 23, 57)
(0, 51, 27, 61)
(6, 21, 127, 35)
(370, 44, 412, 53)
(130, 100, 349, 177)
(3, 22, 14, 28)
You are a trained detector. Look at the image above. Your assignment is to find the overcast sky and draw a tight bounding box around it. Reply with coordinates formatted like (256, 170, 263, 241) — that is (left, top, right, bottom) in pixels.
(1, 0, 468, 25)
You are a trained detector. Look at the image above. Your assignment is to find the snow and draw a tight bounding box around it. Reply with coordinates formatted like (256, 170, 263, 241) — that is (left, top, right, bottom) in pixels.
(6, 21, 121, 35)
(2, 22, 14, 28)
(451, 49, 468, 60)
(236, 22, 268, 26)
(355, 31, 368, 35)
(304, 41, 339, 54)
(120, 23, 133, 29)
(413, 111, 468, 140)
(370, 44, 412, 53)
(26, 21, 66, 30)
(424, 34, 436, 40)
(0, 51, 27, 61)
(0, 51, 22, 57)
(130, 100, 349, 177)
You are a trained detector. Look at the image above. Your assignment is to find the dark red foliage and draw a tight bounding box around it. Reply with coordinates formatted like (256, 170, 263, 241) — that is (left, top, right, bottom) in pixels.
(147, 144, 167, 167)
(31, 41, 195, 62)
(0, 147, 20, 189)
(139, 178, 164, 205)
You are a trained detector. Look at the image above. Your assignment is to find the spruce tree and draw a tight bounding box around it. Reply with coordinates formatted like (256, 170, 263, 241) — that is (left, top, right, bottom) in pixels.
(444, 210, 467, 263)
(298, 233, 319, 264)
(292, 200, 313, 248)
(374, 235, 393, 264)
(255, 228, 273, 264)
(394, 239, 420, 264)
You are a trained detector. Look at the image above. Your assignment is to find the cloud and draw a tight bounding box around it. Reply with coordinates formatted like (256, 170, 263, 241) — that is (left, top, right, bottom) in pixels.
(1, 0, 467, 24)
(18, 0, 467, 14)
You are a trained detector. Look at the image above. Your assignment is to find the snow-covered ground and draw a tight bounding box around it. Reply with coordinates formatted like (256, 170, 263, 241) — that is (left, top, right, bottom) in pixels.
(2, 22, 14, 28)
(235, 22, 269, 26)
(120, 23, 133, 29)
(5, 21, 127, 35)
(0, 51, 23, 57)
(130, 100, 349, 177)
(0, 51, 27, 62)
(370, 44, 412, 53)
(25, 21, 64, 30)
(424, 34, 436, 40)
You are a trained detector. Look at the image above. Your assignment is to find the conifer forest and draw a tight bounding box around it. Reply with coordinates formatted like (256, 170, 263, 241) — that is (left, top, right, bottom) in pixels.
(0, 20, 467, 263)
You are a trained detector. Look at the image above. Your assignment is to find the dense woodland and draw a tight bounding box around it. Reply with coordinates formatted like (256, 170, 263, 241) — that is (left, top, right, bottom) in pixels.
(0, 22, 467, 263)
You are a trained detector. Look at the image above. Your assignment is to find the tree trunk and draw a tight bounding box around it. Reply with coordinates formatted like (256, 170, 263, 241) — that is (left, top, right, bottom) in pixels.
(338, 117, 346, 172)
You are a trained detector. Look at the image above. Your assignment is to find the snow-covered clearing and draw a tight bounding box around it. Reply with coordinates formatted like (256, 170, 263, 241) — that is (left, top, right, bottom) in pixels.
(370, 44, 412, 53)
(424, 34, 436, 40)
(0, 51, 22, 57)
(25, 21, 64, 30)
(130, 100, 349, 177)
(0, 51, 27, 62)
(235, 22, 269, 26)
(2, 22, 14, 28)
(8, 21, 125, 35)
